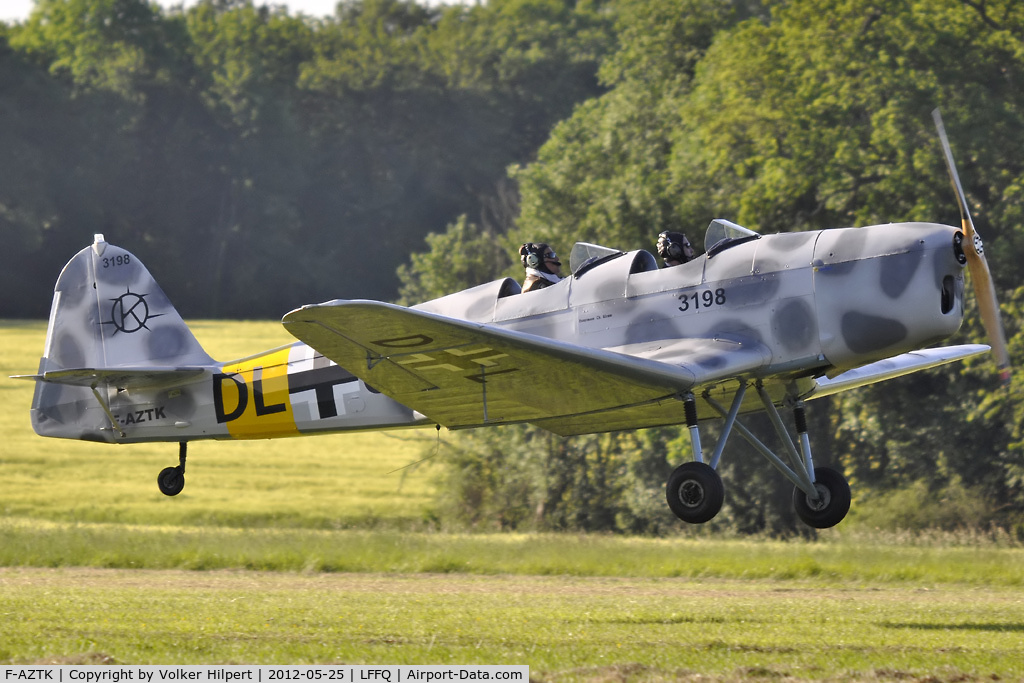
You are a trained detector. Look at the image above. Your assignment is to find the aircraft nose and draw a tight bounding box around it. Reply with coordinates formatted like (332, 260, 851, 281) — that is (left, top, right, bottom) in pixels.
(813, 222, 968, 366)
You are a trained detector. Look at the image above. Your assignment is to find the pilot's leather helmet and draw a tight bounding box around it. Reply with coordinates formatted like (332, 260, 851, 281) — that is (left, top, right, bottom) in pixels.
(657, 231, 693, 264)
(520, 243, 560, 273)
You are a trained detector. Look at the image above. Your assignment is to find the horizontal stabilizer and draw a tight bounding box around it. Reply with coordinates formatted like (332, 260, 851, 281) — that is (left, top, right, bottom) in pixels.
(808, 344, 990, 399)
(13, 366, 208, 390)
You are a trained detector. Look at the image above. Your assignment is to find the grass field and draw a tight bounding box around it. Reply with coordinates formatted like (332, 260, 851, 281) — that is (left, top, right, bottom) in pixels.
(4, 320, 1024, 680)
(2, 567, 1023, 679)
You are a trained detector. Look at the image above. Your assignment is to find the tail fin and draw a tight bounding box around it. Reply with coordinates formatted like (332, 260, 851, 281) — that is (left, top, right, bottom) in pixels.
(27, 234, 214, 440)
(42, 234, 213, 371)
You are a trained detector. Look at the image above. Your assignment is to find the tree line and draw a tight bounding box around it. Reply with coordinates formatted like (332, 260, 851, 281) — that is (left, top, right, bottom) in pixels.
(0, 0, 610, 317)
(4, 0, 1024, 535)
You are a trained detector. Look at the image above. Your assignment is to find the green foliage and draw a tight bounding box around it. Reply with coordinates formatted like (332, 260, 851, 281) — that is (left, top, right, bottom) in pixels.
(396, 216, 511, 305)
(678, 0, 1015, 232)
(511, 0, 758, 251)
(848, 478, 1010, 533)
(11, 0, 170, 96)
(433, 425, 704, 535)
(186, 1, 314, 131)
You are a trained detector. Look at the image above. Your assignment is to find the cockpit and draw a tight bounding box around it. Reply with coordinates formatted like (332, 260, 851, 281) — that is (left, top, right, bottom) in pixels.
(415, 219, 762, 320)
(704, 219, 760, 257)
(568, 219, 761, 276)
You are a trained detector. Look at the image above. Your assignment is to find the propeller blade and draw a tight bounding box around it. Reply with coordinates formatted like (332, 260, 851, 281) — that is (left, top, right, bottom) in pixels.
(932, 109, 1011, 386)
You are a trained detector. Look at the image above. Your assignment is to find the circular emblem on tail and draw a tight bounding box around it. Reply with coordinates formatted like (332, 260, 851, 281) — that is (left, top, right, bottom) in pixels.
(105, 288, 162, 334)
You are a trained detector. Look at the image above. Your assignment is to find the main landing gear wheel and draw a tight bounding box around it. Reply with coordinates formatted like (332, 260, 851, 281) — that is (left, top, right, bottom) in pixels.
(792, 466, 851, 529)
(157, 466, 185, 496)
(666, 462, 724, 524)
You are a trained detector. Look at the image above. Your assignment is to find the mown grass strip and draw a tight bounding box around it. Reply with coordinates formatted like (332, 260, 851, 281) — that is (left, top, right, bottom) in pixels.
(2, 566, 1023, 680)
(3, 518, 1024, 585)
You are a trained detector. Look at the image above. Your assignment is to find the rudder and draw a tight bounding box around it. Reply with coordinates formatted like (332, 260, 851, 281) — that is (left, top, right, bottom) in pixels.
(41, 234, 213, 371)
(31, 234, 214, 440)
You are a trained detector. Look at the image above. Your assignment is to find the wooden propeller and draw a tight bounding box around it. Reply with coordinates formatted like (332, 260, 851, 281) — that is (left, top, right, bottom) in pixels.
(933, 108, 1011, 386)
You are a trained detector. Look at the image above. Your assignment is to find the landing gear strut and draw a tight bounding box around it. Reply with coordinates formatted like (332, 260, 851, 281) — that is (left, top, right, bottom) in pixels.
(665, 394, 726, 523)
(665, 383, 851, 529)
(157, 442, 187, 496)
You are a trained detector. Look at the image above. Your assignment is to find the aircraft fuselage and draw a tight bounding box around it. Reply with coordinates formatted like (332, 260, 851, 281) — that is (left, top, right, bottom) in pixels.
(421, 221, 966, 380)
(27, 221, 966, 444)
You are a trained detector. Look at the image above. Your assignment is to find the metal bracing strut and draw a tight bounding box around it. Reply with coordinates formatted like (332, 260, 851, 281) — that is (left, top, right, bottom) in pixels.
(707, 382, 747, 469)
(703, 383, 820, 500)
(90, 382, 126, 438)
(755, 384, 817, 494)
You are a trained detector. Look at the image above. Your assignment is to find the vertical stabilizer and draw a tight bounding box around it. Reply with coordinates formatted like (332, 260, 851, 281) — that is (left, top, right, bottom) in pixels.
(31, 235, 214, 440)
(42, 234, 214, 372)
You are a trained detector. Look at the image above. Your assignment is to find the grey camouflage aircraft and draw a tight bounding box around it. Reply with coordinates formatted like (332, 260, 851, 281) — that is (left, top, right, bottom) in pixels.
(14, 110, 1011, 529)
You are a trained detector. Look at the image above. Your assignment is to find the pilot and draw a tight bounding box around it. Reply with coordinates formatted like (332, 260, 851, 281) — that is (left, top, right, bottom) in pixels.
(519, 242, 563, 293)
(657, 231, 695, 267)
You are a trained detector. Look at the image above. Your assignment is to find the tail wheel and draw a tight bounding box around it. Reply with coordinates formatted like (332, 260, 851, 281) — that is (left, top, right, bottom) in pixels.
(666, 462, 725, 524)
(793, 466, 850, 528)
(157, 466, 185, 496)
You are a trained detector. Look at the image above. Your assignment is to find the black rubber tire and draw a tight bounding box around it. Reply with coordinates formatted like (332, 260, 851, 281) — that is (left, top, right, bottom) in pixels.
(793, 466, 851, 528)
(157, 466, 185, 496)
(666, 462, 725, 524)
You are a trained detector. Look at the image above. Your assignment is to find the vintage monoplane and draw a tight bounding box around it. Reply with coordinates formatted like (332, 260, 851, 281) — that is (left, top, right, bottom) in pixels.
(14, 111, 1011, 528)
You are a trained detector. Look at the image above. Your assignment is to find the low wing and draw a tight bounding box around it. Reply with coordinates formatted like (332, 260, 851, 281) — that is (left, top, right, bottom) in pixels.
(12, 367, 208, 390)
(807, 344, 990, 399)
(528, 336, 775, 435)
(282, 301, 772, 431)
